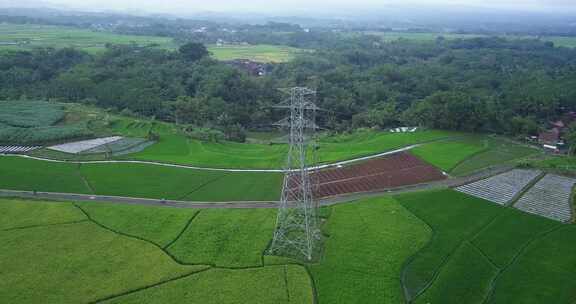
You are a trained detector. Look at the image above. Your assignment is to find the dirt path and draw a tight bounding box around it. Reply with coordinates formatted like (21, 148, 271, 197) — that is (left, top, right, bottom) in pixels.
(0, 145, 420, 173)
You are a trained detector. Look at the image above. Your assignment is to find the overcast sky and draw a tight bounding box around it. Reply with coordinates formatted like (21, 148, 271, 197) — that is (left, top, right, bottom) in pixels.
(7, 0, 576, 15)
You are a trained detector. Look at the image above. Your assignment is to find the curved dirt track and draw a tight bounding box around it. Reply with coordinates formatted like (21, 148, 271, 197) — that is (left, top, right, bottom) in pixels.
(0, 145, 419, 173)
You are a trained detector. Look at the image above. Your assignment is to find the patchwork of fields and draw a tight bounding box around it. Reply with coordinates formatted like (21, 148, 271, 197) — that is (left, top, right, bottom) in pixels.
(0, 23, 176, 53)
(0, 23, 304, 62)
(1, 186, 574, 303)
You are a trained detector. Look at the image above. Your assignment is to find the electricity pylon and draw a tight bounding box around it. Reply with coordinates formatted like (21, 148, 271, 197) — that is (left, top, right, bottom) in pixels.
(269, 87, 320, 261)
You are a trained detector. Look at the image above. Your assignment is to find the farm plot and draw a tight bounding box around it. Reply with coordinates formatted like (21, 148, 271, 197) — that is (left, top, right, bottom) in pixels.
(451, 138, 539, 176)
(395, 190, 503, 302)
(104, 266, 314, 304)
(207, 44, 302, 63)
(167, 209, 276, 267)
(76, 202, 199, 248)
(128, 128, 457, 169)
(0, 23, 176, 53)
(0, 200, 205, 304)
(455, 169, 541, 205)
(310, 152, 446, 198)
(514, 174, 575, 222)
(0, 100, 91, 144)
(79, 162, 282, 201)
(487, 225, 576, 304)
(48, 136, 122, 154)
(82, 137, 150, 154)
(411, 136, 488, 172)
(0, 145, 40, 154)
(0, 156, 91, 194)
(309, 196, 430, 304)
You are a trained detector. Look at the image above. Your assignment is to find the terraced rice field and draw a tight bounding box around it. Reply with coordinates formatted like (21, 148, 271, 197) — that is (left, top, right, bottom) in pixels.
(455, 169, 542, 205)
(311, 152, 446, 198)
(514, 174, 575, 222)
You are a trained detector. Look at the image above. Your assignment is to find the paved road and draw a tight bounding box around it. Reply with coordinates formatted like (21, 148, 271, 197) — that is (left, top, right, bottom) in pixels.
(0, 164, 512, 209)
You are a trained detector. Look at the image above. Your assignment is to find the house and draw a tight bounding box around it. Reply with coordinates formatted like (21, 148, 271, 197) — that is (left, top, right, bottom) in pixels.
(224, 59, 269, 77)
(538, 128, 561, 152)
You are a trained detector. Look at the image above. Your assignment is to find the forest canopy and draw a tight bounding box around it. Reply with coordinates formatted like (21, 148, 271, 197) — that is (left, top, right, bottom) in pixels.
(1, 37, 576, 139)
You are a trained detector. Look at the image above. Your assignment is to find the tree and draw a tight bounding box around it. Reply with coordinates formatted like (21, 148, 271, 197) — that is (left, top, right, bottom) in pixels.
(179, 43, 209, 62)
(565, 123, 576, 155)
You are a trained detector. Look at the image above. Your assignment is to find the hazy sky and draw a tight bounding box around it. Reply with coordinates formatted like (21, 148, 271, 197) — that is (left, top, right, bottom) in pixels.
(9, 0, 576, 15)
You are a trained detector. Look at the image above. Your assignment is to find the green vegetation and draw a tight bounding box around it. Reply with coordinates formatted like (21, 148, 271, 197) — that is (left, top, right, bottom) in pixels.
(0, 198, 85, 229)
(0, 200, 205, 304)
(396, 190, 502, 301)
(0, 100, 64, 127)
(167, 209, 276, 267)
(105, 265, 313, 304)
(0, 156, 91, 194)
(309, 196, 430, 304)
(529, 156, 576, 176)
(208, 44, 303, 62)
(0, 156, 281, 201)
(1, 188, 575, 303)
(129, 128, 459, 169)
(76, 202, 198, 247)
(414, 242, 499, 304)
(411, 136, 488, 171)
(395, 189, 572, 304)
(412, 135, 538, 174)
(0, 23, 176, 53)
(488, 226, 576, 304)
(362, 31, 576, 48)
(452, 137, 540, 176)
(0, 100, 91, 144)
(79, 162, 281, 201)
(472, 209, 559, 268)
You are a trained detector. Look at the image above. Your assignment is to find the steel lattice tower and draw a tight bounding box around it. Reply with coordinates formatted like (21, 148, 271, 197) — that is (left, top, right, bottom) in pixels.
(269, 87, 320, 261)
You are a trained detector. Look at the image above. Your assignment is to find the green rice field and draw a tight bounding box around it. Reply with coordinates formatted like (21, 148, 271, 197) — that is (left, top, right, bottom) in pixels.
(395, 189, 570, 304)
(207, 44, 303, 63)
(1, 187, 574, 303)
(0, 23, 304, 62)
(0, 156, 282, 202)
(0, 23, 177, 53)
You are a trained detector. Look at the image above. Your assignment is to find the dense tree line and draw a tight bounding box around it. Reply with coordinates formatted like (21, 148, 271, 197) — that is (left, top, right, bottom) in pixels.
(2, 37, 576, 141)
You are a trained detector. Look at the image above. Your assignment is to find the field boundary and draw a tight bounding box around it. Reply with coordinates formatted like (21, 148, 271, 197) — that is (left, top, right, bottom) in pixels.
(400, 199, 503, 303)
(447, 137, 492, 174)
(508, 172, 546, 207)
(1, 219, 89, 232)
(481, 224, 564, 304)
(163, 211, 201, 250)
(88, 268, 213, 304)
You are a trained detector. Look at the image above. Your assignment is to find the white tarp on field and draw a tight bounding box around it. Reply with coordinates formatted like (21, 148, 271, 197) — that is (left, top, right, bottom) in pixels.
(48, 136, 123, 154)
(0, 146, 40, 154)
